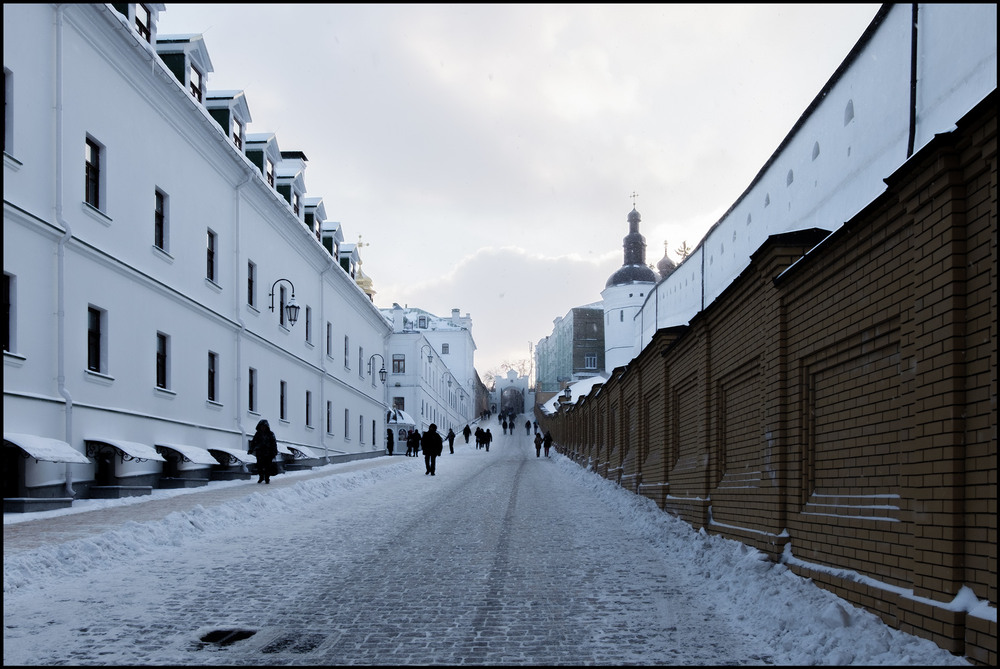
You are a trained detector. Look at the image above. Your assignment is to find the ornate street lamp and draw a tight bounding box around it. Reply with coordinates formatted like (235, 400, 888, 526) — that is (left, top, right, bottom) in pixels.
(268, 278, 300, 326)
(368, 353, 387, 384)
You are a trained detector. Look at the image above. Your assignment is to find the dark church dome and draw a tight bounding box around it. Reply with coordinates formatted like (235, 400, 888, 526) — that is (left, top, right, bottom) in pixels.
(656, 241, 677, 281)
(606, 263, 658, 288)
(606, 207, 657, 287)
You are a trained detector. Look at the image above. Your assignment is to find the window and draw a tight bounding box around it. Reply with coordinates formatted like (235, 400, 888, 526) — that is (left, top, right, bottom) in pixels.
(279, 380, 287, 421)
(189, 66, 202, 102)
(359, 415, 365, 444)
(248, 367, 257, 412)
(326, 322, 332, 357)
(326, 401, 333, 434)
(305, 306, 312, 344)
(343, 336, 350, 368)
(207, 351, 219, 402)
(292, 192, 300, 216)
(392, 353, 405, 374)
(305, 390, 312, 427)
(358, 347, 364, 378)
(206, 229, 217, 282)
(393, 397, 404, 411)
(87, 306, 106, 373)
(156, 332, 169, 389)
(154, 189, 167, 251)
(441, 343, 449, 355)
(134, 3, 151, 42)
(233, 119, 244, 150)
(3, 273, 14, 353)
(418, 316, 427, 328)
(344, 408, 350, 440)
(584, 354, 597, 370)
(85, 138, 101, 209)
(279, 284, 288, 328)
(247, 261, 256, 307)
(265, 158, 275, 187)
(4, 68, 13, 154)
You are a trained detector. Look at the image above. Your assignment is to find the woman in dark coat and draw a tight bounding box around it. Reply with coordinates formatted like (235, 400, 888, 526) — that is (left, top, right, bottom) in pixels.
(422, 424, 444, 475)
(249, 419, 278, 484)
(386, 429, 394, 456)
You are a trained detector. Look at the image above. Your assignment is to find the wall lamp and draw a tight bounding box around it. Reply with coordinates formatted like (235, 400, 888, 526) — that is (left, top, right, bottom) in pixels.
(420, 344, 434, 362)
(269, 278, 300, 326)
(368, 353, 387, 384)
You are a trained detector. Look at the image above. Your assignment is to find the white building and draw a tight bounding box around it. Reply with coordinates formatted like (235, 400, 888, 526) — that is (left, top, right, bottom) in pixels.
(380, 304, 476, 435)
(3, 3, 390, 506)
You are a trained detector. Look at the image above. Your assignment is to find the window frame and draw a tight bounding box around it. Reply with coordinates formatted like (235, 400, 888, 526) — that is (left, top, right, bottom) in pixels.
(153, 188, 168, 251)
(134, 3, 152, 42)
(392, 353, 405, 374)
(279, 380, 287, 421)
(207, 350, 219, 402)
(206, 229, 218, 283)
(305, 390, 312, 427)
(156, 331, 169, 389)
(248, 366, 258, 413)
(85, 137, 102, 210)
(3, 272, 14, 354)
(247, 260, 256, 308)
(189, 65, 202, 102)
(87, 305, 106, 374)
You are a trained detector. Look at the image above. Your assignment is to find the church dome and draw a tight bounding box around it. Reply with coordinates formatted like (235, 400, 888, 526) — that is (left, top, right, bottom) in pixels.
(606, 206, 657, 287)
(606, 263, 658, 288)
(656, 241, 677, 281)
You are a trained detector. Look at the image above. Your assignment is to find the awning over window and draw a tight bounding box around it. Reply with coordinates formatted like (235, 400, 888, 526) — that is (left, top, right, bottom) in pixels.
(85, 438, 167, 462)
(282, 443, 322, 459)
(207, 446, 256, 465)
(155, 443, 219, 465)
(4, 433, 91, 464)
(275, 441, 295, 456)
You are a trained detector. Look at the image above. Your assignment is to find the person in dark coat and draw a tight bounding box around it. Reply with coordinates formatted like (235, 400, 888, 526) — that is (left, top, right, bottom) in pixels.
(422, 423, 444, 475)
(407, 429, 421, 457)
(462, 424, 472, 444)
(525, 420, 531, 435)
(475, 427, 484, 449)
(249, 419, 278, 484)
(534, 431, 543, 457)
(446, 428, 456, 454)
(386, 429, 394, 456)
(484, 428, 493, 452)
(543, 431, 553, 457)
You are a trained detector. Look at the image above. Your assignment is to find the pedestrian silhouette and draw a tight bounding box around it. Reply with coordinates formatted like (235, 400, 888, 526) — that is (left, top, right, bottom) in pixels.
(543, 431, 553, 457)
(447, 428, 456, 454)
(386, 429, 394, 456)
(249, 419, 278, 484)
(485, 428, 493, 452)
(534, 432, 543, 457)
(463, 424, 471, 444)
(525, 420, 531, 435)
(422, 423, 444, 475)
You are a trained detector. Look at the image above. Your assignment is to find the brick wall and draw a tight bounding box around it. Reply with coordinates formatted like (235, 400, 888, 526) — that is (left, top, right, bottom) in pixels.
(540, 91, 996, 664)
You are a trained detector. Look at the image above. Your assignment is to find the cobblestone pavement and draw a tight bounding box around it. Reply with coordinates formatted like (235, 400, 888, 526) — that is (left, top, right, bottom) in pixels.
(4, 429, 778, 665)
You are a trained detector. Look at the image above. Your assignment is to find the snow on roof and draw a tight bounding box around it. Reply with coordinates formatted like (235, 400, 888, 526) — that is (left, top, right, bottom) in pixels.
(4, 433, 91, 464)
(540, 374, 608, 414)
(155, 443, 219, 466)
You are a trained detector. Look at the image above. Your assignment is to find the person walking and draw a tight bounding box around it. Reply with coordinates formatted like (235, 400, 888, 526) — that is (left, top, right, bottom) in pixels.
(462, 424, 471, 444)
(501, 419, 508, 435)
(485, 428, 493, 452)
(534, 431, 543, 458)
(525, 420, 531, 435)
(446, 428, 456, 454)
(408, 429, 421, 457)
(422, 423, 444, 475)
(249, 419, 278, 484)
(386, 429, 394, 456)
(543, 430, 553, 457)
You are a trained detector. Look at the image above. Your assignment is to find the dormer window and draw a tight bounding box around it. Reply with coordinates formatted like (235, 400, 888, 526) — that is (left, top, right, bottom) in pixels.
(135, 4, 152, 42)
(233, 119, 243, 149)
(293, 192, 300, 216)
(189, 66, 202, 102)
(265, 158, 275, 187)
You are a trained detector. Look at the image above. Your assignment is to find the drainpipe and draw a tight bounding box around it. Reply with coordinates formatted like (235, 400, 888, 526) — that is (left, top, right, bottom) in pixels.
(54, 5, 75, 497)
(233, 168, 253, 452)
(319, 252, 336, 463)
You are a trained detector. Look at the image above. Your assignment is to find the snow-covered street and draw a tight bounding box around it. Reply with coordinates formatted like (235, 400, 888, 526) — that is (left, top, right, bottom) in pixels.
(4, 417, 970, 665)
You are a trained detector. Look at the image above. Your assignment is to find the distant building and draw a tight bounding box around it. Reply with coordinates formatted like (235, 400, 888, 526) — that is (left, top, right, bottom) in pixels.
(534, 304, 605, 393)
(379, 304, 477, 433)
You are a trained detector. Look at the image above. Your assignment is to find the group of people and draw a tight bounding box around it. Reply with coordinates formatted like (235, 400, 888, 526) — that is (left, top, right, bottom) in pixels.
(534, 430, 553, 458)
(250, 414, 555, 487)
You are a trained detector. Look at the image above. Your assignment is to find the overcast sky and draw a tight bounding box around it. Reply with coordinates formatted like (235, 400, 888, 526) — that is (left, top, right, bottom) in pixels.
(157, 3, 881, 378)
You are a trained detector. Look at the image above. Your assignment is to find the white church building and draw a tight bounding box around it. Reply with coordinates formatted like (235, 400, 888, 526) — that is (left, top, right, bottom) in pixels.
(3, 3, 392, 507)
